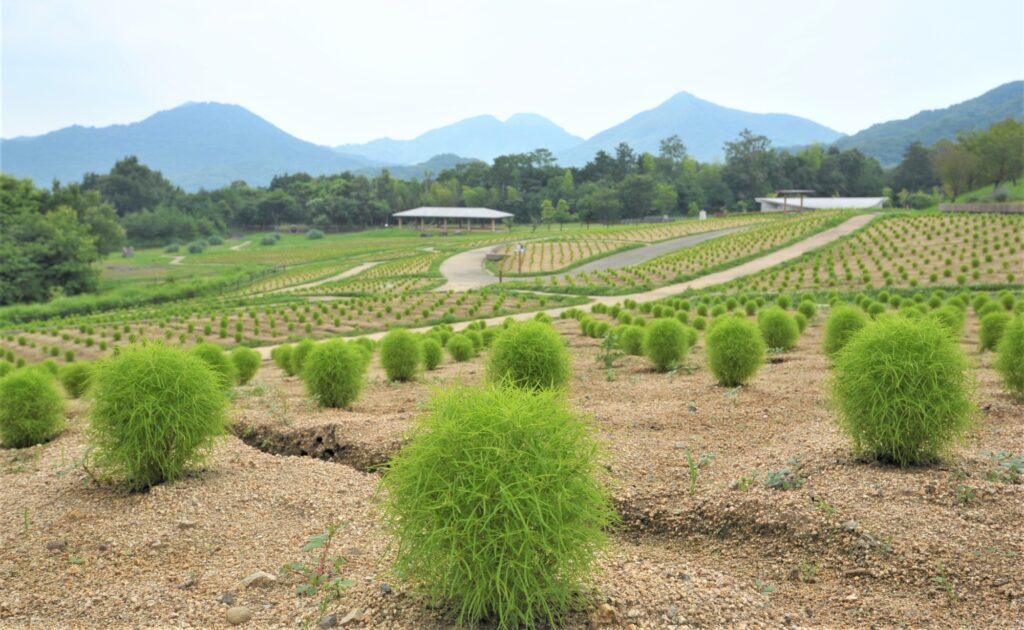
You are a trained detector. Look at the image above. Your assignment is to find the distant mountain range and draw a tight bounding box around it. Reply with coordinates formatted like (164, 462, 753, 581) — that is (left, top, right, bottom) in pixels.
(833, 81, 1023, 165)
(2, 82, 1020, 190)
(337, 113, 582, 164)
(556, 91, 843, 165)
(0, 102, 378, 190)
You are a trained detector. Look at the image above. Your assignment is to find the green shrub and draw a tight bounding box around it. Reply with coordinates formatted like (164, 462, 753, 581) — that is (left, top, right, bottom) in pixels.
(793, 312, 808, 333)
(207, 234, 224, 245)
(832, 317, 974, 466)
(642, 318, 689, 372)
(930, 304, 966, 337)
(617, 325, 645, 356)
(380, 328, 423, 382)
(706, 317, 766, 386)
(486, 322, 570, 390)
(380, 384, 613, 629)
(189, 343, 238, 390)
(446, 334, 474, 362)
(823, 304, 868, 357)
(272, 344, 295, 375)
(980, 311, 1011, 352)
(260, 235, 277, 246)
(797, 300, 817, 320)
(465, 330, 484, 352)
(88, 343, 227, 488)
(758, 307, 799, 351)
(291, 339, 316, 376)
(40, 359, 59, 375)
(302, 340, 368, 408)
(995, 315, 1024, 396)
(0, 361, 13, 379)
(353, 337, 375, 355)
(58, 362, 93, 398)
(422, 338, 443, 370)
(306, 229, 325, 240)
(230, 346, 261, 384)
(0, 368, 65, 447)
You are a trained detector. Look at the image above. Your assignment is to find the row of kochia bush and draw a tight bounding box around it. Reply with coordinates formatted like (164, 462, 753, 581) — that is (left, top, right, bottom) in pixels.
(2, 289, 1023, 629)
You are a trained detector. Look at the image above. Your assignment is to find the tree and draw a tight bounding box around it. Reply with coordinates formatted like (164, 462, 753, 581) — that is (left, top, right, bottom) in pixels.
(658, 135, 687, 162)
(722, 129, 776, 207)
(931, 140, 978, 201)
(891, 142, 939, 194)
(618, 174, 657, 219)
(577, 186, 622, 224)
(963, 118, 1024, 189)
(81, 156, 181, 216)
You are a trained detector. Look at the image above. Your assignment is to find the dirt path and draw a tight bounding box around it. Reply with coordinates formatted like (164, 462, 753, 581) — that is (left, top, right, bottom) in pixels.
(229, 240, 251, 251)
(169, 255, 185, 265)
(263, 261, 381, 295)
(256, 214, 875, 358)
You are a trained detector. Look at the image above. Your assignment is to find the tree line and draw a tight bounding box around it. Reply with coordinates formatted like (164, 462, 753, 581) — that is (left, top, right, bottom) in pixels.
(1, 119, 1020, 305)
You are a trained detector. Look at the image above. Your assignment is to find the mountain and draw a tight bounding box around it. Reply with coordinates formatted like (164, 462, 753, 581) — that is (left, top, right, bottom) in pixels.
(336, 113, 583, 164)
(833, 81, 1024, 165)
(355, 153, 481, 179)
(555, 91, 844, 166)
(0, 102, 379, 191)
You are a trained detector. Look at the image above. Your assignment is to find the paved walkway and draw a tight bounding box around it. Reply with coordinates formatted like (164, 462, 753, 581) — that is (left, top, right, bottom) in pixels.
(437, 226, 743, 291)
(229, 240, 251, 251)
(169, 256, 185, 266)
(264, 261, 380, 295)
(255, 214, 875, 358)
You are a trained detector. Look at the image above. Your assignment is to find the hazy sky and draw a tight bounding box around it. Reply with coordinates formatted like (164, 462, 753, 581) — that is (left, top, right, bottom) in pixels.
(2, 0, 1022, 144)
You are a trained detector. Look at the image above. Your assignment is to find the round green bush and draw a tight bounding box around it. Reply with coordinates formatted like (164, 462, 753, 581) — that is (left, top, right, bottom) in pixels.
(0, 368, 65, 447)
(617, 325, 645, 356)
(290, 339, 316, 376)
(446, 334, 474, 362)
(930, 304, 966, 337)
(189, 343, 238, 390)
(272, 344, 295, 375)
(353, 337, 375, 355)
(832, 317, 974, 466)
(980, 311, 1011, 352)
(58, 362, 93, 398)
(995, 314, 1024, 396)
(422, 338, 443, 370)
(380, 328, 423, 382)
(705, 317, 766, 386)
(758, 307, 799, 351)
(465, 330, 484, 352)
(306, 229, 325, 240)
(797, 300, 817, 320)
(642, 318, 689, 372)
(823, 304, 869, 357)
(380, 384, 613, 629)
(230, 346, 261, 385)
(793, 312, 808, 333)
(303, 339, 368, 408)
(40, 359, 59, 375)
(88, 343, 227, 488)
(486, 322, 570, 390)
(0, 361, 13, 379)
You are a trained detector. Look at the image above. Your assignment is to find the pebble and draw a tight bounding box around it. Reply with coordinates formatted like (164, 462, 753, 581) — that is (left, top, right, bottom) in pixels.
(226, 606, 252, 625)
(239, 570, 277, 589)
(339, 608, 362, 626)
(177, 576, 194, 589)
(45, 540, 67, 551)
(177, 519, 197, 529)
(379, 582, 392, 594)
(318, 613, 338, 628)
(219, 592, 236, 605)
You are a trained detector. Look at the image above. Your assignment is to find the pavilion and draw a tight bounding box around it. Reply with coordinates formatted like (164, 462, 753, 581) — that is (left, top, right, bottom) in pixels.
(391, 207, 514, 232)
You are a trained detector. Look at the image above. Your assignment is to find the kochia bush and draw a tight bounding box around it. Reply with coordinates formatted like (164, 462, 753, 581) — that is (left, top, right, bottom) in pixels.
(58, 362, 94, 398)
(422, 337, 443, 371)
(642, 318, 689, 372)
(617, 325, 645, 356)
(189, 343, 238, 390)
(823, 304, 868, 357)
(995, 314, 1024, 397)
(446, 334, 475, 362)
(0, 368, 65, 447)
(302, 339, 368, 408)
(88, 343, 227, 489)
(380, 328, 423, 382)
(757, 307, 799, 351)
(832, 317, 973, 466)
(486, 321, 570, 390)
(979, 311, 1011, 352)
(230, 346, 262, 385)
(380, 385, 613, 629)
(705, 316, 766, 386)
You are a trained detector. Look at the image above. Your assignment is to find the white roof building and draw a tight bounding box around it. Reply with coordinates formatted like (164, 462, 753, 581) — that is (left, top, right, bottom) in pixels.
(391, 207, 514, 231)
(755, 197, 887, 212)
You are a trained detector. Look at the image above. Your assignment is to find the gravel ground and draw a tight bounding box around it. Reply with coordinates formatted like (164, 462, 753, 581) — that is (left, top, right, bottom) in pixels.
(1, 311, 1021, 629)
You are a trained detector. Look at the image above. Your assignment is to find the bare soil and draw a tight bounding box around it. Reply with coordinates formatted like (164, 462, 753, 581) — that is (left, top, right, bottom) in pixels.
(1, 313, 1021, 629)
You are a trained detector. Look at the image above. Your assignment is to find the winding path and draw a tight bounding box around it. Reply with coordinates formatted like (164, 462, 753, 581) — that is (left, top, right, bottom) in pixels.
(438, 226, 744, 291)
(256, 213, 875, 358)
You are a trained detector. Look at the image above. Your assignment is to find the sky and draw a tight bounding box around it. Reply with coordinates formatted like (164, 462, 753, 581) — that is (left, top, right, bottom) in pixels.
(2, 0, 1022, 145)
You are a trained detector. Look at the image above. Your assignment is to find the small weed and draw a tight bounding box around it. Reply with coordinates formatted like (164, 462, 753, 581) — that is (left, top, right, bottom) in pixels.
(754, 578, 775, 595)
(932, 562, 958, 606)
(596, 332, 624, 369)
(685, 451, 715, 495)
(799, 561, 821, 583)
(983, 451, 1023, 484)
(735, 471, 759, 492)
(68, 555, 85, 565)
(281, 524, 354, 612)
(815, 499, 837, 518)
(604, 368, 617, 382)
(954, 484, 977, 505)
(764, 457, 805, 490)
